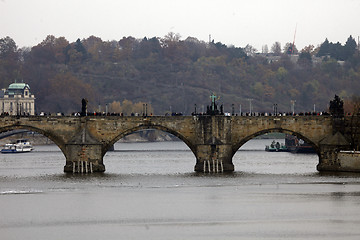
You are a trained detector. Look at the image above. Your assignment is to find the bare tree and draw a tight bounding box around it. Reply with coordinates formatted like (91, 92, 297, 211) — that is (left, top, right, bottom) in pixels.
(244, 44, 257, 56)
(262, 44, 269, 54)
(163, 32, 181, 43)
(271, 42, 282, 56)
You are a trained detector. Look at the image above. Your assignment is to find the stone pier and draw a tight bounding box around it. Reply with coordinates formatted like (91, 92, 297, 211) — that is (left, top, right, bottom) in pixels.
(194, 144, 234, 172)
(63, 143, 105, 173)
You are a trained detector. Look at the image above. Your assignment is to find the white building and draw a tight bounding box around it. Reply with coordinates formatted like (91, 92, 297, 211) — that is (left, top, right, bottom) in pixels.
(0, 82, 35, 115)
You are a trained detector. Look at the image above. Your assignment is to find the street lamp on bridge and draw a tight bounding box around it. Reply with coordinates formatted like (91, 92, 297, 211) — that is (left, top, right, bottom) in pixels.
(291, 100, 296, 115)
(246, 98, 253, 116)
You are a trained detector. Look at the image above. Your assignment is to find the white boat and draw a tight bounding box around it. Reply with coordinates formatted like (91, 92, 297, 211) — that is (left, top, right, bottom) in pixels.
(1, 139, 33, 153)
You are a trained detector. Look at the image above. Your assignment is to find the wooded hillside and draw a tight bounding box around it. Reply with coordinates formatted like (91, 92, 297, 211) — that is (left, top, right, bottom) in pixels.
(1, 34, 359, 115)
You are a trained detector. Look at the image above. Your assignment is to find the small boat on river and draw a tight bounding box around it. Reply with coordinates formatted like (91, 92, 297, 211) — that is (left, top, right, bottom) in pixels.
(1, 139, 34, 153)
(285, 134, 316, 153)
(265, 140, 288, 152)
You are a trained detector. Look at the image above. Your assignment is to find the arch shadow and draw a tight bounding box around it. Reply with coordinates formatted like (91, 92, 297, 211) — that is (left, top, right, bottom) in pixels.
(102, 124, 197, 158)
(0, 125, 66, 156)
(232, 128, 320, 156)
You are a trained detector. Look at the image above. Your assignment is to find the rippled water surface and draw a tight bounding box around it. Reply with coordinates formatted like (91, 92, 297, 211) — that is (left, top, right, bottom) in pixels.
(1, 139, 360, 240)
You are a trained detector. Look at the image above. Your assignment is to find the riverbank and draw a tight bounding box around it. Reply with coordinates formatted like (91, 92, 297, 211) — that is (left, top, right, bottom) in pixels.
(0, 130, 285, 146)
(0, 130, 179, 146)
(0, 132, 53, 146)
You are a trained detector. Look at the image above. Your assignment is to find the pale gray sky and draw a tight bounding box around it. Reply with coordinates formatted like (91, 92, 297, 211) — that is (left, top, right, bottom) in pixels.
(1, 0, 359, 51)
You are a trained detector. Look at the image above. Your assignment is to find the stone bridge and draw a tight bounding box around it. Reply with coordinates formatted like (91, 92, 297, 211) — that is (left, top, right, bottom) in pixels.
(0, 115, 356, 173)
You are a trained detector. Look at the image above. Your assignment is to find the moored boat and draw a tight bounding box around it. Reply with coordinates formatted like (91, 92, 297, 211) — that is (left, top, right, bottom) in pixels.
(265, 140, 288, 152)
(285, 134, 316, 153)
(1, 139, 33, 153)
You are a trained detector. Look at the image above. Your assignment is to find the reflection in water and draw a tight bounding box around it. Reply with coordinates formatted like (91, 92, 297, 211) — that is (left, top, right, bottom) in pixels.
(1, 140, 360, 240)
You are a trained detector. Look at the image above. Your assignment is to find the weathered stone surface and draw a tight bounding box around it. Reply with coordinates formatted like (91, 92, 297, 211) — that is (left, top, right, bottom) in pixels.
(1, 115, 359, 173)
(337, 151, 360, 172)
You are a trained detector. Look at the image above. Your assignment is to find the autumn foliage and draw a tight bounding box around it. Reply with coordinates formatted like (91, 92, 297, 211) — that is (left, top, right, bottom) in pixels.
(0, 34, 359, 115)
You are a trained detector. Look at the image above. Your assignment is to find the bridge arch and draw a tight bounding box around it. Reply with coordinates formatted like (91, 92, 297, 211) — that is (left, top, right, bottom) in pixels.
(232, 128, 320, 156)
(0, 125, 67, 156)
(102, 124, 196, 158)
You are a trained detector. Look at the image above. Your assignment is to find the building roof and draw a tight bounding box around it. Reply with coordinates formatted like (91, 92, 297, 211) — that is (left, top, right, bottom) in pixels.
(5, 82, 32, 96)
(8, 83, 30, 90)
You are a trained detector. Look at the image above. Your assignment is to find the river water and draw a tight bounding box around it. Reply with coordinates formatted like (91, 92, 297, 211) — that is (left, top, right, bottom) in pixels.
(1, 139, 360, 240)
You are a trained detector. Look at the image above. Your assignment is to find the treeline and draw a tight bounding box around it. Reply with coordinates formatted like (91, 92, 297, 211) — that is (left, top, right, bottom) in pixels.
(317, 37, 358, 61)
(0, 34, 359, 114)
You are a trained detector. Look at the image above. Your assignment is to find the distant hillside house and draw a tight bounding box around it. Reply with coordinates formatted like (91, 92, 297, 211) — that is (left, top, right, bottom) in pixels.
(0, 82, 35, 115)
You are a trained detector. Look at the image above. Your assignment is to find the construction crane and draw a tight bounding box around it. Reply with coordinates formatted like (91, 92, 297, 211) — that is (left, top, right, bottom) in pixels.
(287, 24, 297, 55)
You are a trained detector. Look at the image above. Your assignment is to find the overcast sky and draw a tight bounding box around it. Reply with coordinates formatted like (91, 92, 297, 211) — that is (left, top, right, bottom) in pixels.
(1, 0, 359, 51)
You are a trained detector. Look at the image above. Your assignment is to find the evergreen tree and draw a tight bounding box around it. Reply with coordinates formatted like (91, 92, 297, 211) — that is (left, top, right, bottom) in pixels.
(74, 38, 88, 60)
(317, 38, 330, 57)
(343, 35, 357, 60)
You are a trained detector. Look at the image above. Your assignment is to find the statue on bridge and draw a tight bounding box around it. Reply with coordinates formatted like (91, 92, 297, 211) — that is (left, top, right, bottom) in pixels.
(206, 93, 224, 115)
(329, 95, 344, 118)
(81, 98, 88, 116)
